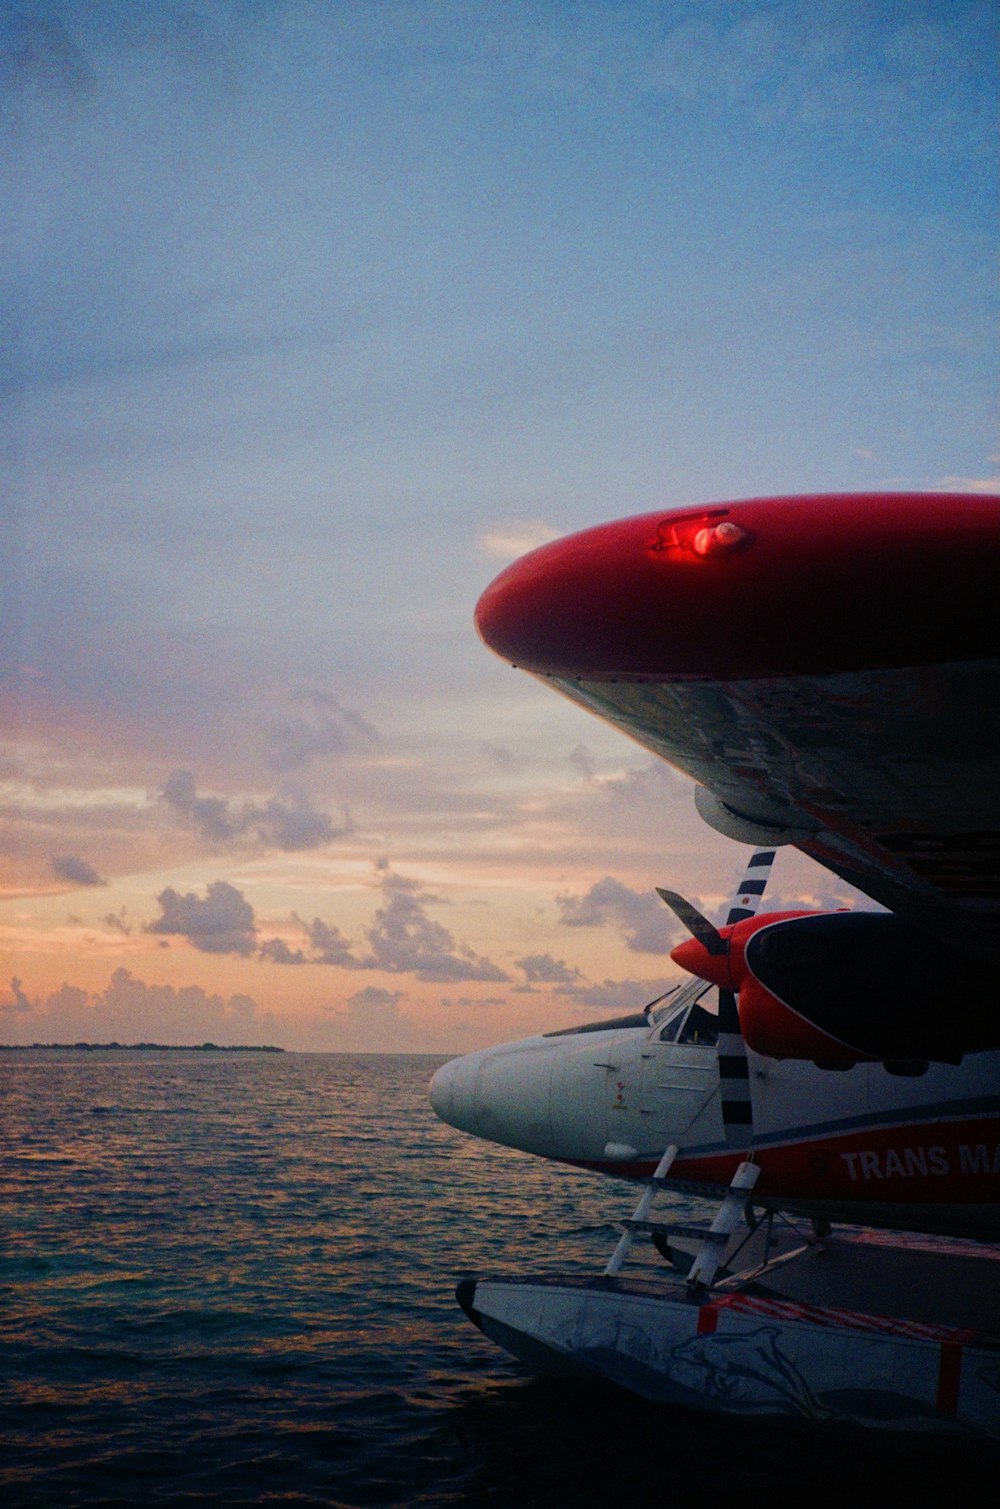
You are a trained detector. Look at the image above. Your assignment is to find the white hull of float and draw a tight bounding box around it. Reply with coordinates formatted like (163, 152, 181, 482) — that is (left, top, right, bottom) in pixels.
(457, 1235, 1000, 1441)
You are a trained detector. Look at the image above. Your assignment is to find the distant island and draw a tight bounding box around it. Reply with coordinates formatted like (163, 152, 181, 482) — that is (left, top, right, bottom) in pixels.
(0, 1042, 285, 1053)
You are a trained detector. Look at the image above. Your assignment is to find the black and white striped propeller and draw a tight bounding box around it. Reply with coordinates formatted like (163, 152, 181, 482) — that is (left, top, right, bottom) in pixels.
(657, 849, 776, 1151)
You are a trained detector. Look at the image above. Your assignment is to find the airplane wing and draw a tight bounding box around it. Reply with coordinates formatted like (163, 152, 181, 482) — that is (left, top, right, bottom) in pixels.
(475, 493, 1000, 959)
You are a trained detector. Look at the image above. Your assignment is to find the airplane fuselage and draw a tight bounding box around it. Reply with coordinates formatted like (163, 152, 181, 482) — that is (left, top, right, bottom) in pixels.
(430, 989, 1000, 1242)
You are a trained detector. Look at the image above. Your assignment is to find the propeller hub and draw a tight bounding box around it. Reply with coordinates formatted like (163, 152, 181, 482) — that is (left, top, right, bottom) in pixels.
(670, 935, 733, 989)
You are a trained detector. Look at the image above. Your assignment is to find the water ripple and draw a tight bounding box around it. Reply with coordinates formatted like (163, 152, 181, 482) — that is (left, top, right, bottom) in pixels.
(0, 1051, 993, 1506)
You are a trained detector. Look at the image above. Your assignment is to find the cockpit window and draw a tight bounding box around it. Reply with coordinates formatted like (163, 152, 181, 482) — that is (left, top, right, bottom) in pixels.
(677, 1002, 719, 1046)
(653, 982, 714, 1040)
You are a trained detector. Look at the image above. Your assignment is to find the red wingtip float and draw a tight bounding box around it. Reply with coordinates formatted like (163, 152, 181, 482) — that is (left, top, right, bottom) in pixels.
(475, 492, 1000, 682)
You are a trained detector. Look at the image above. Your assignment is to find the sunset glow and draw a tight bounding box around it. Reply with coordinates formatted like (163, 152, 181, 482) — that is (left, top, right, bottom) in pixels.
(4, 2, 996, 1050)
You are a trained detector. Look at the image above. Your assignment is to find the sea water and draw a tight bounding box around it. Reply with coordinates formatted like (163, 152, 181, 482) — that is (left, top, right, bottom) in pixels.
(0, 1051, 993, 1505)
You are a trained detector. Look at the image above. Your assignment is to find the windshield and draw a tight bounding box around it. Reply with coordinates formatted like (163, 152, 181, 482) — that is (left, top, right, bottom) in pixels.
(648, 976, 713, 1027)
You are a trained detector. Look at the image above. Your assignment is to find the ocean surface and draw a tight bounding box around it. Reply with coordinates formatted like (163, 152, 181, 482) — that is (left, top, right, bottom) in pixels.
(1, 1050, 994, 1507)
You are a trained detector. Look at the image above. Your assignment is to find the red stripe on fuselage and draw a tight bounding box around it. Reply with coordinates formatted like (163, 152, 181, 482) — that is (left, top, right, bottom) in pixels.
(573, 1115, 1000, 1207)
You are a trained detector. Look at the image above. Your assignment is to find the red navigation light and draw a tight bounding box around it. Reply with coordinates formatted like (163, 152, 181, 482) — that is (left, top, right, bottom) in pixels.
(692, 520, 751, 556)
(649, 510, 752, 561)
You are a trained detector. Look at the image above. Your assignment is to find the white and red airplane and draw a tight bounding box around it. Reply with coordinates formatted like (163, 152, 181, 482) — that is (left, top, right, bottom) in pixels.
(430, 494, 1000, 1243)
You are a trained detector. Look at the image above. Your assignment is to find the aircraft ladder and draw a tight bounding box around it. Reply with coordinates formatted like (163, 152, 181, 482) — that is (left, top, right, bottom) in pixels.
(604, 1151, 760, 1292)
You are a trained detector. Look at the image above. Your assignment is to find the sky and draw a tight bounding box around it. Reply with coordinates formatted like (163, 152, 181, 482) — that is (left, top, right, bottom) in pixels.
(2, 0, 997, 1051)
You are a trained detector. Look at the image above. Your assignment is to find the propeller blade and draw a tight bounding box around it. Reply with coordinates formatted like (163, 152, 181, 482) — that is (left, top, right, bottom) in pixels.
(656, 888, 727, 955)
(719, 851, 775, 1152)
(659, 851, 778, 1152)
(717, 987, 754, 1144)
(724, 849, 777, 928)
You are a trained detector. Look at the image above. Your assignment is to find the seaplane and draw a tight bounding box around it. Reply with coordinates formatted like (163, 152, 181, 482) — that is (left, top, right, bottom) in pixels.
(430, 492, 1000, 1440)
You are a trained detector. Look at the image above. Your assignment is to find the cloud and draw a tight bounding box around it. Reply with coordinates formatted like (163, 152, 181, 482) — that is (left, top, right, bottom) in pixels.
(254, 794, 346, 851)
(258, 869, 509, 983)
(148, 880, 257, 955)
(479, 521, 561, 560)
(0, 0, 284, 110)
(363, 872, 509, 982)
(766, 885, 884, 916)
(0, 967, 275, 1045)
(568, 745, 597, 784)
(161, 771, 245, 844)
(591, 760, 691, 822)
(515, 953, 581, 986)
(934, 475, 1000, 494)
(344, 985, 405, 1020)
(51, 853, 107, 887)
(103, 908, 133, 936)
(267, 690, 380, 774)
(320, 983, 421, 1051)
(303, 916, 364, 968)
(563, 978, 677, 1012)
(557, 876, 677, 954)
(258, 937, 308, 965)
(160, 770, 348, 851)
(0, 13, 94, 100)
(479, 741, 519, 769)
(259, 915, 363, 968)
(440, 995, 507, 1009)
(0, 978, 32, 1015)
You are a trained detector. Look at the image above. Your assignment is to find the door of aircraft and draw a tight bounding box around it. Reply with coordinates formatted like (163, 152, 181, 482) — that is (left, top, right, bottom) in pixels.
(640, 995, 723, 1148)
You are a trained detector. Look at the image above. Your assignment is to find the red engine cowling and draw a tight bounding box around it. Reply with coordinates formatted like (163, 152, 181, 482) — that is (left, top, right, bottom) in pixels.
(671, 910, 862, 1064)
(671, 910, 998, 1067)
(734, 971, 868, 1066)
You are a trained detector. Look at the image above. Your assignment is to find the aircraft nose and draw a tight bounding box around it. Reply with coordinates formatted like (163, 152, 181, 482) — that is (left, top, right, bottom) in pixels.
(429, 1052, 488, 1137)
(428, 1055, 463, 1125)
(429, 1041, 556, 1155)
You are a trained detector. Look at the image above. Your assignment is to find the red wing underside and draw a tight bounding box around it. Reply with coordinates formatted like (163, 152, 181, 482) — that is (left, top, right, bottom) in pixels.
(544, 662, 1000, 954)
